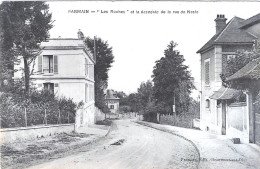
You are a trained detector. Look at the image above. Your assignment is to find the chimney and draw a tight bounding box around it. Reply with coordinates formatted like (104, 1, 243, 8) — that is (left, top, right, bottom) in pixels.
(77, 29, 85, 39)
(214, 14, 227, 34)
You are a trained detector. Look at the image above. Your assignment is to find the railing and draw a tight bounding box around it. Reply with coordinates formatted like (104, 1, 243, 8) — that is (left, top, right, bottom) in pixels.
(1, 108, 75, 129)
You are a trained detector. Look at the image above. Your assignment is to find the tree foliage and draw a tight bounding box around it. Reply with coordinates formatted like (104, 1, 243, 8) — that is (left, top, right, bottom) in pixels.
(221, 40, 260, 93)
(0, 1, 53, 93)
(84, 37, 114, 111)
(137, 80, 153, 111)
(152, 41, 194, 115)
(0, 84, 80, 128)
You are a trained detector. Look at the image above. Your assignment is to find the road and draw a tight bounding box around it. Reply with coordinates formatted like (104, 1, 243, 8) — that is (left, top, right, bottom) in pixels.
(27, 119, 199, 169)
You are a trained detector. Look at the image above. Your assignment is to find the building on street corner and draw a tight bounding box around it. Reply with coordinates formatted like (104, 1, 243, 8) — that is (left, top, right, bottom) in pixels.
(197, 13, 260, 143)
(14, 30, 96, 131)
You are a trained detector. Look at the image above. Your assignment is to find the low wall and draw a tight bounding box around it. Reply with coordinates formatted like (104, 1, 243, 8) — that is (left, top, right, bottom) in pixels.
(193, 118, 200, 129)
(95, 107, 106, 122)
(0, 124, 75, 144)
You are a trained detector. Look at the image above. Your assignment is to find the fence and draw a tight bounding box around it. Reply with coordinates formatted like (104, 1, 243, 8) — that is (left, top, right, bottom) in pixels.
(1, 107, 75, 129)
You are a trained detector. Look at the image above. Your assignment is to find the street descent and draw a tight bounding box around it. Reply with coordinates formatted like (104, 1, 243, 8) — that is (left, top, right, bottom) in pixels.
(27, 119, 199, 169)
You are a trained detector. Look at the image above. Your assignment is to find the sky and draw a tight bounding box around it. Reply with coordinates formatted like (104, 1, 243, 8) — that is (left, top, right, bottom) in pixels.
(48, 1, 260, 94)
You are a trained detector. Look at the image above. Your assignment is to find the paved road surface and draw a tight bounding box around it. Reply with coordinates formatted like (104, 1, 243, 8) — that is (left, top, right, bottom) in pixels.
(27, 119, 198, 169)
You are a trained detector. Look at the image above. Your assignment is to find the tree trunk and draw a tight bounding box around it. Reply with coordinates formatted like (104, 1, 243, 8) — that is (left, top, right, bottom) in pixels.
(23, 57, 30, 94)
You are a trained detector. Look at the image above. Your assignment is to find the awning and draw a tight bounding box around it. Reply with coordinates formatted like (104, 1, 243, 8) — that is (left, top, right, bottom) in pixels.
(209, 87, 241, 100)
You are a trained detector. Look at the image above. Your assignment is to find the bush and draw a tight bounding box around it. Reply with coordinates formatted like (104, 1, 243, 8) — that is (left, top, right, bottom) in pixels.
(0, 89, 79, 128)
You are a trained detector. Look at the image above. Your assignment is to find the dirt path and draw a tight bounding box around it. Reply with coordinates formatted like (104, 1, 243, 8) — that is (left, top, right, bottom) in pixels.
(26, 119, 199, 169)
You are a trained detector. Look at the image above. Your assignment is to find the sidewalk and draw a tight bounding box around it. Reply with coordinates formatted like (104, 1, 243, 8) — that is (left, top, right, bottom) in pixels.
(1, 124, 110, 169)
(136, 121, 260, 169)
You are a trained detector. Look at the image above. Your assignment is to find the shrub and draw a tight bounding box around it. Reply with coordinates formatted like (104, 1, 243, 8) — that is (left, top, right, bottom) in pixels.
(0, 88, 79, 128)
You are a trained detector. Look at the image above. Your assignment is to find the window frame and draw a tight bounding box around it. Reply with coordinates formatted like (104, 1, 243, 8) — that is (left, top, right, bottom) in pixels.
(43, 55, 54, 73)
(43, 83, 54, 94)
(206, 99, 210, 109)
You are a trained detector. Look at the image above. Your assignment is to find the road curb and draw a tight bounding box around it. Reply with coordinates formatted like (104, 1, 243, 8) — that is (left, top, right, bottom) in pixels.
(135, 121, 201, 169)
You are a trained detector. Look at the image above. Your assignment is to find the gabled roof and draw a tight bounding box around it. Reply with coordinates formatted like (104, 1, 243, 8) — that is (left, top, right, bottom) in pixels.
(209, 87, 240, 100)
(105, 90, 120, 100)
(226, 57, 260, 81)
(197, 16, 258, 54)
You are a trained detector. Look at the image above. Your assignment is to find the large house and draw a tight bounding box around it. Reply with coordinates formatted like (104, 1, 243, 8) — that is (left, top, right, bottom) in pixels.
(14, 30, 95, 130)
(105, 89, 120, 114)
(197, 13, 260, 143)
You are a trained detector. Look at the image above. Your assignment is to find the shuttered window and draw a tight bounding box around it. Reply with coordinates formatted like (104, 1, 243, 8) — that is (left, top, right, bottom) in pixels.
(38, 55, 42, 73)
(43, 55, 53, 73)
(54, 55, 58, 74)
(205, 60, 210, 85)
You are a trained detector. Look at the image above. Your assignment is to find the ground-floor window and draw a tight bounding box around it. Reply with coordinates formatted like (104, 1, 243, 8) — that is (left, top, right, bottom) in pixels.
(206, 99, 210, 108)
(43, 83, 54, 94)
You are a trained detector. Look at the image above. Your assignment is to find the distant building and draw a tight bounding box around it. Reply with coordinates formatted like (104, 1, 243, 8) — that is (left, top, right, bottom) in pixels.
(105, 89, 120, 114)
(197, 13, 260, 143)
(14, 31, 95, 130)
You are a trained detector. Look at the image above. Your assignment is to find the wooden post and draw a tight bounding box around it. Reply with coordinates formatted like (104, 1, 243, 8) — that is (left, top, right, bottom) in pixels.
(247, 92, 255, 143)
(58, 109, 61, 124)
(68, 112, 70, 123)
(25, 107, 27, 127)
(44, 109, 47, 125)
(221, 100, 227, 135)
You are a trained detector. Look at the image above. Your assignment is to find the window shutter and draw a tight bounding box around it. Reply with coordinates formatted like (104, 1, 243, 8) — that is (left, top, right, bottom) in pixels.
(54, 55, 58, 74)
(38, 55, 42, 73)
(205, 61, 210, 85)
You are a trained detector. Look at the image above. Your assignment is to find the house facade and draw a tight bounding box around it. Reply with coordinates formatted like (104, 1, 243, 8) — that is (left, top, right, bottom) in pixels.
(14, 31, 95, 130)
(105, 89, 120, 114)
(197, 13, 260, 143)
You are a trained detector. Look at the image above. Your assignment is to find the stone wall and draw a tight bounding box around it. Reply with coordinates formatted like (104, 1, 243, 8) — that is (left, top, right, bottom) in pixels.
(0, 124, 75, 144)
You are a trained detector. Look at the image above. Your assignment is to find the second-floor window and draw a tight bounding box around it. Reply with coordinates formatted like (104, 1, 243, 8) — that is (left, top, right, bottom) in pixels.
(110, 105, 114, 109)
(38, 55, 58, 74)
(43, 55, 53, 73)
(205, 60, 210, 85)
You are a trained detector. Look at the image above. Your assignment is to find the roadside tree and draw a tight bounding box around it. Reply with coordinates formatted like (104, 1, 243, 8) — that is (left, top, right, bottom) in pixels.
(0, 1, 53, 93)
(84, 37, 114, 112)
(152, 41, 194, 115)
